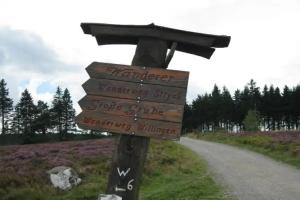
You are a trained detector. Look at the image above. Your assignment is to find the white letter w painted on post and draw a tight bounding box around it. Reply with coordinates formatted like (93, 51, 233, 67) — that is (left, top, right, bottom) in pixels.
(117, 168, 131, 177)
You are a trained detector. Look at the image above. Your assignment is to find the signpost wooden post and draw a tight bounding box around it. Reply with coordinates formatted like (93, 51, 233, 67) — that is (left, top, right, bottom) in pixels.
(78, 23, 230, 200)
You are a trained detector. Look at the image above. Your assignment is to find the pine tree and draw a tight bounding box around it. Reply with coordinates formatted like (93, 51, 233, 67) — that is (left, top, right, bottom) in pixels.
(291, 85, 300, 129)
(268, 85, 276, 130)
(0, 79, 13, 134)
(192, 94, 212, 132)
(33, 100, 50, 134)
(221, 86, 234, 131)
(11, 103, 22, 134)
(182, 103, 193, 133)
(211, 85, 222, 130)
(61, 88, 75, 136)
(14, 89, 36, 135)
(243, 109, 260, 132)
(192, 95, 203, 130)
(239, 85, 251, 130)
(282, 86, 292, 130)
(233, 89, 243, 131)
(261, 85, 270, 130)
(273, 87, 282, 130)
(51, 87, 63, 134)
(247, 79, 261, 110)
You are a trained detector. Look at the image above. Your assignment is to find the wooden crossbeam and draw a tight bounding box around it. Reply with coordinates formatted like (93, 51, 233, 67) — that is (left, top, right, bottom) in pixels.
(81, 23, 230, 59)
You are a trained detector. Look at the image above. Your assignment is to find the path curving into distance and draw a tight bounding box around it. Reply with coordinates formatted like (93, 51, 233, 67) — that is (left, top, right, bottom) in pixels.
(180, 137, 300, 200)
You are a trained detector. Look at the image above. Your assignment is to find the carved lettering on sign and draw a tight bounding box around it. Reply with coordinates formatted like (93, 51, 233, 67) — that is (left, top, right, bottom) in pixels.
(79, 95, 184, 123)
(106, 67, 175, 82)
(76, 111, 182, 139)
(137, 124, 177, 135)
(86, 62, 189, 88)
(98, 84, 149, 98)
(85, 100, 164, 116)
(83, 78, 186, 105)
(82, 116, 133, 132)
(77, 62, 189, 139)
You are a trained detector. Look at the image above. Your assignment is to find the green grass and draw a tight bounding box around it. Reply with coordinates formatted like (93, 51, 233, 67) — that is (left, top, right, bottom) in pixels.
(140, 140, 232, 200)
(0, 139, 232, 200)
(189, 132, 300, 169)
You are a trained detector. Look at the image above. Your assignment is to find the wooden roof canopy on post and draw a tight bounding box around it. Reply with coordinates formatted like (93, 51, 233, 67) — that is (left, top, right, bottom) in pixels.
(81, 23, 231, 59)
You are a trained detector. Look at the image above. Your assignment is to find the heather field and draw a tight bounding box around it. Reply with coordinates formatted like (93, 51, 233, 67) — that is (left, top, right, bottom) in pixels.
(191, 131, 300, 168)
(0, 139, 113, 200)
(0, 138, 230, 200)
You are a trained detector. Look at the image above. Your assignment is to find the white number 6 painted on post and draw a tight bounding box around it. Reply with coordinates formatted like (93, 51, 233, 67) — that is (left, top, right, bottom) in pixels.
(127, 179, 134, 191)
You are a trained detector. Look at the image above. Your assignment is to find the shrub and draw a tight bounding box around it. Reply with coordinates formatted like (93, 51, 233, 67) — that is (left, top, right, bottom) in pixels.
(243, 110, 260, 131)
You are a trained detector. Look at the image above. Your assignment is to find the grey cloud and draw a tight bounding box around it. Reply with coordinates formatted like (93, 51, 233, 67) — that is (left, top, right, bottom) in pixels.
(0, 26, 79, 74)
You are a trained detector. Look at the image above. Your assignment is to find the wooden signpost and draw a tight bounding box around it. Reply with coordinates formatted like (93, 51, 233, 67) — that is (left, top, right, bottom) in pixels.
(76, 62, 189, 140)
(78, 23, 230, 200)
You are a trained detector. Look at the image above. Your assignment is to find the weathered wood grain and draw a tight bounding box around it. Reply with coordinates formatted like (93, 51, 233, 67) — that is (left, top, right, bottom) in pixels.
(79, 95, 184, 123)
(76, 110, 181, 140)
(86, 62, 189, 88)
(82, 78, 187, 105)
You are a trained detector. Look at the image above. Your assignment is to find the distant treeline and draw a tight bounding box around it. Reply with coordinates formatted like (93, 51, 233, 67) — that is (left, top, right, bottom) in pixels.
(183, 79, 300, 132)
(0, 78, 77, 139)
(2, 78, 300, 138)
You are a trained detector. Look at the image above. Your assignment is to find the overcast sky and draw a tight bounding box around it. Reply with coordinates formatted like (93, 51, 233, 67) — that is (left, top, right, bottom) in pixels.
(1, 0, 300, 112)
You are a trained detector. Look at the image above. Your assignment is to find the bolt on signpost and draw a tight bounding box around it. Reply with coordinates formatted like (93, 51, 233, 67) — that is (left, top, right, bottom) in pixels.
(76, 23, 230, 200)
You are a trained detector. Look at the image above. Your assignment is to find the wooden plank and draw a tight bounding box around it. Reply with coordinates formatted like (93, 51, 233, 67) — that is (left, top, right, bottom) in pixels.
(82, 78, 186, 105)
(75, 111, 181, 140)
(86, 62, 189, 88)
(79, 95, 184, 123)
(81, 23, 231, 48)
(81, 23, 230, 58)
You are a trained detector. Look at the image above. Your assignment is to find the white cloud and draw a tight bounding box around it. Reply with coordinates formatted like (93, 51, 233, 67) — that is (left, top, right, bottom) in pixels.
(1, 0, 300, 111)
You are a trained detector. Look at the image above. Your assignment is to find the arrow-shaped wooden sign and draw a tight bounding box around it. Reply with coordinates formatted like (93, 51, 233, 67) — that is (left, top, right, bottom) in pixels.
(86, 62, 189, 87)
(79, 95, 184, 122)
(76, 62, 189, 140)
(82, 78, 186, 105)
(76, 111, 182, 140)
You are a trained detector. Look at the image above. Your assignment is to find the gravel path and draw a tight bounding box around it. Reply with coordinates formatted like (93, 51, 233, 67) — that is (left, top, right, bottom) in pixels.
(180, 137, 300, 200)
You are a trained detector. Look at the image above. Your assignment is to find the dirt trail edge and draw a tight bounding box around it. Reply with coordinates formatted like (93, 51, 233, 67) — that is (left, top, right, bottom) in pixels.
(180, 137, 300, 200)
